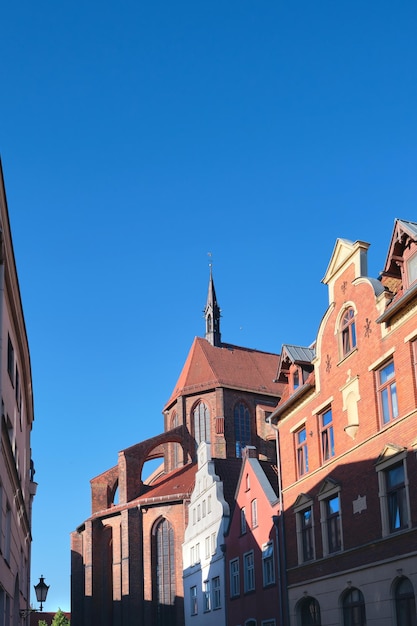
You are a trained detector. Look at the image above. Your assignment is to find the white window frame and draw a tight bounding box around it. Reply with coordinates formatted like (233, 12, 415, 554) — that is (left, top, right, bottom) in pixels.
(212, 576, 221, 610)
(244, 550, 255, 593)
(230, 558, 240, 597)
(376, 447, 411, 537)
(262, 541, 275, 586)
(190, 585, 198, 615)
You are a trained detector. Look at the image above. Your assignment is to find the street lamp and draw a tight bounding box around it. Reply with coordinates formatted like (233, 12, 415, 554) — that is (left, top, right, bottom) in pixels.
(34, 575, 50, 611)
(20, 575, 50, 617)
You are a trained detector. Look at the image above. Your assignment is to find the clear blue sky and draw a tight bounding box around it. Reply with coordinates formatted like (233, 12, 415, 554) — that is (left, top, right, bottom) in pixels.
(1, 0, 416, 612)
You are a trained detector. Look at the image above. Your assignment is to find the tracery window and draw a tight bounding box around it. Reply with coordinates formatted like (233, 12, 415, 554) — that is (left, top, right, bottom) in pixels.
(154, 518, 175, 625)
(234, 402, 251, 458)
(194, 402, 210, 446)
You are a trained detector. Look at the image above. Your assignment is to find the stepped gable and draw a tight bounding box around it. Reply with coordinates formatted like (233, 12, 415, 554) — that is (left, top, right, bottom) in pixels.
(212, 457, 243, 509)
(165, 336, 280, 409)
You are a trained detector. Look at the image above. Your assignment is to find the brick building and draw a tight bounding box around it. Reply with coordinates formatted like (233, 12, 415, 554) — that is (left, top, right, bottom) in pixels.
(71, 268, 282, 626)
(0, 161, 37, 623)
(269, 219, 417, 625)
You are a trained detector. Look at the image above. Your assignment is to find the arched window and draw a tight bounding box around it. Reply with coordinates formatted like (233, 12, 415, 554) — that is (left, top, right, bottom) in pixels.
(234, 403, 251, 458)
(194, 402, 210, 446)
(342, 587, 366, 626)
(341, 307, 356, 356)
(298, 596, 321, 625)
(154, 518, 175, 625)
(395, 577, 417, 625)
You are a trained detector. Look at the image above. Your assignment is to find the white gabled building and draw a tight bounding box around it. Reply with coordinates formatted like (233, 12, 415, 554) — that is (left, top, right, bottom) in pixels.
(183, 442, 241, 626)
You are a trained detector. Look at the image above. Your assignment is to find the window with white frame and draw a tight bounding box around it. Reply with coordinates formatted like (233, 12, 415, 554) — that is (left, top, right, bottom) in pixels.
(377, 359, 399, 425)
(241, 506, 247, 534)
(203, 580, 211, 612)
(212, 576, 221, 610)
(376, 446, 411, 536)
(318, 480, 342, 556)
(251, 499, 258, 528)
(205, 536, 210, 560)
(190, 585, 198, 615)
(296, 426, 308, 476)
(262, 541, 275, 586)
(4, 504, 11, 563)
(211, 532, 216, 555)
(244, 551, 255, 592)
(230, 558, 240, 597)
(340, 307, 356, 357)
(320, 407, 335, 462)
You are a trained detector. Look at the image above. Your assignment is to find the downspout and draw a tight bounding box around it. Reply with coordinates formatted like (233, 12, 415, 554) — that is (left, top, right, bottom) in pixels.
(268, 416, 290, 626)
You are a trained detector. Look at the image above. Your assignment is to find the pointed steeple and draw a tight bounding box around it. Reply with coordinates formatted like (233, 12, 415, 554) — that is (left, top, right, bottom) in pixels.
(204, 265, 221, 347)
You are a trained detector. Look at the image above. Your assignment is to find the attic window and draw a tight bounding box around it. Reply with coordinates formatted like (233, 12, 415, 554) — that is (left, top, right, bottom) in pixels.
(406, 252, 417, 287)
(289, 364, 300, 392)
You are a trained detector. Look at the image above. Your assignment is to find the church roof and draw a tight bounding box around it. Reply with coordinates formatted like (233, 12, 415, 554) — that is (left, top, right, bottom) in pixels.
(137, 463, 198, 504)
(164, 336, 281, 409)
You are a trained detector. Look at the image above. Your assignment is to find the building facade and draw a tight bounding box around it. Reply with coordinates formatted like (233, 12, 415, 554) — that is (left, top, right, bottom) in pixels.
(270, 219, 417, 625)
(182, 442, 241, 626)
(0, 162, 36, 624)
(225, 446, 281, 626)
(71, 270, 282, 626)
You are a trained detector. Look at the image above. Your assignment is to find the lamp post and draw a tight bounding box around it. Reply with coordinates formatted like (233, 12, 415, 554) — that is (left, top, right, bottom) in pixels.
(34, 575, 50, 611)
(20, 575, 50, 618)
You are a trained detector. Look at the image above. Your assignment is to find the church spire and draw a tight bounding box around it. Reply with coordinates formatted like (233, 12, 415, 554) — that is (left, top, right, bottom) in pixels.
(204, 261, 221, 347)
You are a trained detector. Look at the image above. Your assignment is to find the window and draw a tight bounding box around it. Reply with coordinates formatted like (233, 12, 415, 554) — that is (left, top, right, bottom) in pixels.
(202, 500, 206, 517)
(325, 495, 341, 553)
(154, 518, 175, 610)
(230, 558, 240, 597)
(262, 621, 276, 626)
(212, 576, 221, 610)
(192, 508, 196, 525)
(341, 307, 356, 356)
(194, 402, 210, 446)
(7, 335, 14, 385)
(211, 533, 216, 555)
(320, 408, 335, 462)
(203, 580, 211, 612)
(4, 504, 11, 562)
(342, 588, 366, 626)
(251, 499, 258, 528)
(205, 536, 210, 560)
(395, 577, 417, 626)
(377, 360, 398, 424)
(296, 427, 309, 476)
(190, 586, 198, 615)
(299, 506, 314, 562)
(318, 481, 342, 556)
(234, 402, 251, 458)
(376, 447, 410, 537)
(262, 542, 275, 586)
(190, 545, 195, 565)
(241, 507, 247, 534)
(406, 252, 417, 286)
(298, 596, 321, 626)
(195, 543, 200, 562)
(244, 551, 255, 592)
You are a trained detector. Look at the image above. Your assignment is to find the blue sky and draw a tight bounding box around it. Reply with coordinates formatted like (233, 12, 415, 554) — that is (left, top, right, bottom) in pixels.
(1, 0, 416, 612)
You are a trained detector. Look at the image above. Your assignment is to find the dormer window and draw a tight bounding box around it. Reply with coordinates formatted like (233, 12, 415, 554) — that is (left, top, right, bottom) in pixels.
(341, 307, 356, 357)
(289, 364, 300, 393)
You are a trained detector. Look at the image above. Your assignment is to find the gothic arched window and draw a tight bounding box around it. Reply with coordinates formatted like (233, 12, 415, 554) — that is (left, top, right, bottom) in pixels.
(234, 402, 251, 458)
(154, 518, 175, 625)
(194, 402, 210, 446)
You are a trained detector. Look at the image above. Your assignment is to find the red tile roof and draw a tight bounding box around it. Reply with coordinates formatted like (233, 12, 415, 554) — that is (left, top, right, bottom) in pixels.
(165, 337, 281, 409)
